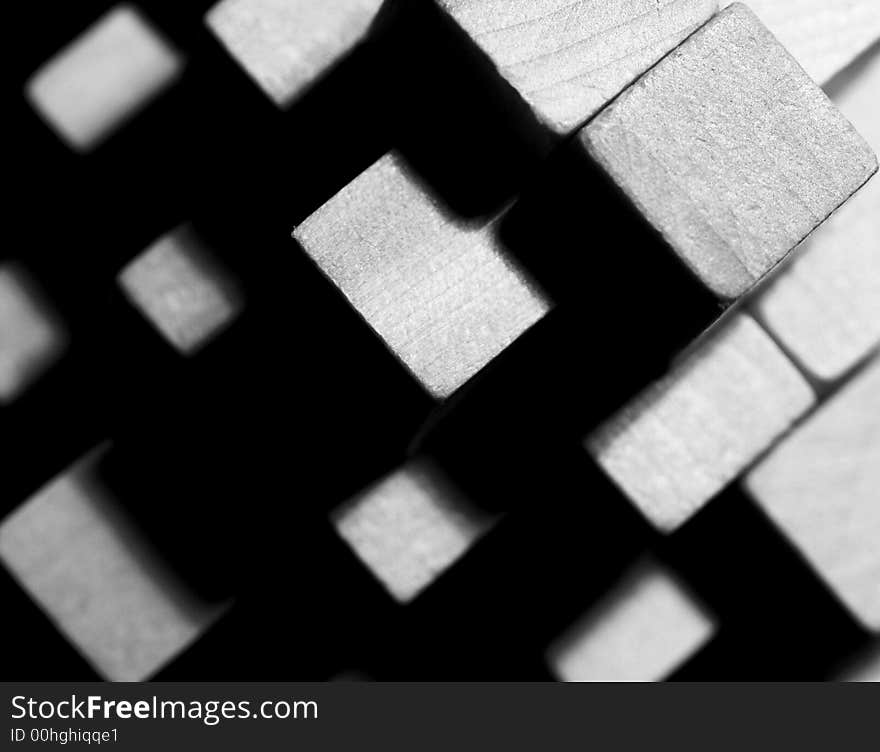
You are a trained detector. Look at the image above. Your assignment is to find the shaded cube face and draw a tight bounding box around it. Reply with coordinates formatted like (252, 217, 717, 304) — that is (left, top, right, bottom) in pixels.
(0, 265, 67, 404)
(205, 0, 385, 107)
(118, 225, 243, 355)
(294, 154, 550, 399)
(578, 3, 877, 301)
(26, 5, 183, 151)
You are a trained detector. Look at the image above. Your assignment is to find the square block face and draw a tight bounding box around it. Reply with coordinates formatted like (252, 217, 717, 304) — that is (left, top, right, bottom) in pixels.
(722, 1, 880, 85)
(25, 5, 183, 151)
(0, 447, 225, 681)
(206, 0, 384, 107)
(745, 356, 880, 631)
(118, 225, 243, 354)
(548, 561, 714, 682)
(294, 154, 550, 399)
(333, 461, 495, 602)
(753, 49, 880, 382)
(579, 2, 878, 301)
(437, 0, 718, 133)
(0, 266, 67, 404)
(587, 315, 814, 532)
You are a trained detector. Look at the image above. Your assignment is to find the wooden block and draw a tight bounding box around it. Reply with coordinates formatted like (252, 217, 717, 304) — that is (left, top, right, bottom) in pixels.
(578, 2, 877, 301)
(752, 47, 880, 383)
(435, 0, 718, 133)
(587, 314, 815, 532)
(0, 446, 226, 681)
(205, 0, 384, 107)
(118, 224, 243, 354)
(293, 153, 550, 399)
(0, 265, 67, 404)
(547, 559, 714, 682)
(332, 459, 495, 602)
(722, 1, 880, 84)
(744, 356, 880, 631)
(25, 5, 183, 151)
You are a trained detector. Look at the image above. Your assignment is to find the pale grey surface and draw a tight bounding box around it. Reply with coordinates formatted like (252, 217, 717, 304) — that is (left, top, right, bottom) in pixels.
(579, 3, 877, 301)
(0, 447, 226, 681)
(333, 460, 495, 602)
(206, 0, 384, 107)
(0, 266, 67, 404)
(26, 5, 183, 151)
(436, 0, 718, 133)
(118, 225, 243, 354)
(745, 356, 880, 631)
(547, 559, 714, 682)
(587, 314, 815, 532)
(294, 154, 550, 399)
(722, 0, 880, 85)
(753, 47, 880, 383)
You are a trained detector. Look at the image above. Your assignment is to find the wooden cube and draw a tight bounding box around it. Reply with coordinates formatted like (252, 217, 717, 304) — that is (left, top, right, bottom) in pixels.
(26, 5, 183, 151)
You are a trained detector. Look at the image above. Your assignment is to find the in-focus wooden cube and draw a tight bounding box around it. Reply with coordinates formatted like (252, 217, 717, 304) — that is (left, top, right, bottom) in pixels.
(118, 224, 243, 354)
(332, 459, 495, 602)
(0, 446, 225, 681)
(753, 47, 880, 383)
(547, 560, 714, 682)
(294, 153, 550, 399)
(205, 0, 384, 107)
(587, 314, 815, 532)
(745, 356, 880, 631)
(0, 265, 67, 404)
(578, 2, 877, 301)
(26, 5, 183, 151)
(435, 0, 718, 133)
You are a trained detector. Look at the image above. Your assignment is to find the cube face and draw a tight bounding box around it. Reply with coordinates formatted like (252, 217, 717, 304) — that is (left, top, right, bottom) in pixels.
(587, 315, 814, 532)
(0, 266, 67, 404)
(437, 0, 718, 133)
(0, 447, 224, 681)
(294, 154, 550, 399)
(26, 5, 183, 151)
(754, 49, 880, 383)
(745, 356, 880, 631)
(548, 561, 714, 682)
(579, 2, 877, 301)
(118, 225, 243, 354)
(206, 0, 384, 107)
(333, 461, 494, 602)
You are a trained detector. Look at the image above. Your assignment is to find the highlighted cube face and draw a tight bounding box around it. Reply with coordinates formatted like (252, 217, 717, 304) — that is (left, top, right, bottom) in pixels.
(0, 265, 67, 404)
(548, 561, 714, 682)
(26, 5, 183, 151)
(333, 460, 495, 602)
(206, 0, 384, 107)
(118, 225, 243, 355)
(294, 154, 550, 399)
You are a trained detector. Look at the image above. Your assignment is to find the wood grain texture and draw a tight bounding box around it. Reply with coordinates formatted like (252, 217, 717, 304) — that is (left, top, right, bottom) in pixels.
(587, 314, 815, 532)
(547, 559, 714, 681)
(0, 447, 225, 681)
(205, 0, 384, 107)
(745, 356, 880, 632)
(332, 459, 495, 602)
(435, 0, 718, 134)
(0, 265, 66, 404)
(293, 153, 550, 399)
(753, 46, 880, 383)
(722, 0, 880, 84)
(118, 225, 243, 355)
(578, 3, 877, 301)
(26, 5, 183, 151)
